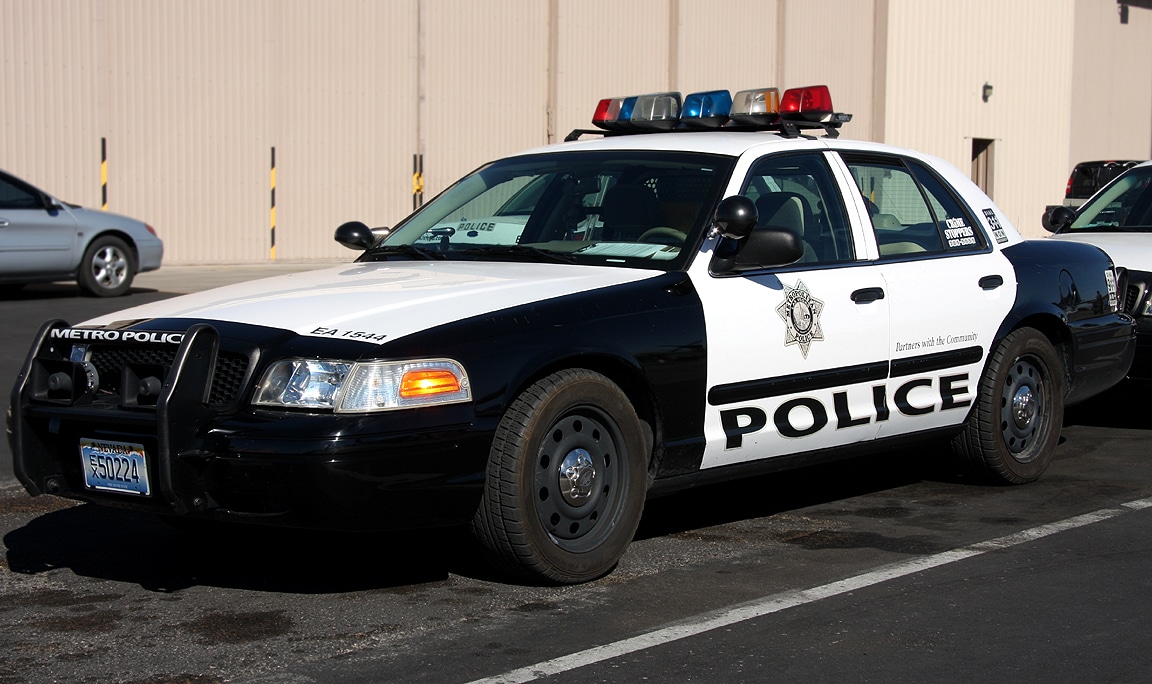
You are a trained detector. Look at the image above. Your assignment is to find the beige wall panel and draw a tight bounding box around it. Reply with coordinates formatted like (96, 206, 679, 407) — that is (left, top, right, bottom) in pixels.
(782, 0, 878, 141)
(554, 0, 671, 143)
(675, 0, 780, 96)
(885, 0, 1075, 236)
(6, 0, 1152, 263)
(102, 0, 273, 263)
(272, 0, 418, 261)
(1068, 0, 1152, 166)
(0, 1, 103, 206)
(422, 0, 549, 197)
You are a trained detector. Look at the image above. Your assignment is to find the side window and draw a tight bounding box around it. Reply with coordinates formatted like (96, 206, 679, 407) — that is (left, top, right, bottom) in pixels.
(844, 157, 944, 257)
(741, 153, 854, 264)
(844, 155, 987, 257)
(0, 174, 42, 210)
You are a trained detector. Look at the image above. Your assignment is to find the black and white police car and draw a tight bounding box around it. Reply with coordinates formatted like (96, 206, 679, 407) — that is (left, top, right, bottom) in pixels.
(1046, 160, 1152, 377)
(10, 86, 1136, 584)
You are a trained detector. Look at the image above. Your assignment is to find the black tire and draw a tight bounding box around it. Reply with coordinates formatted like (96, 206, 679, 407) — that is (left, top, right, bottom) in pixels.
(471, 369, 648, 584)
(952, 327, 1065, 484)
(78, 235, 136, 297)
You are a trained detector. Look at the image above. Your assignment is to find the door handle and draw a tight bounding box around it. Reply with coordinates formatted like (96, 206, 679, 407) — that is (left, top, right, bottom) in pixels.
(0, 218, 9, 227)
(851, 287, 885, 303)
(979, 275, 1004, 290)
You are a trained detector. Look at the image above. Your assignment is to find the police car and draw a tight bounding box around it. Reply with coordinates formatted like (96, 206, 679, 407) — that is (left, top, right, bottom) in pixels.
(1046, 160, 1152, 377)
(10, 86, 1135, 585)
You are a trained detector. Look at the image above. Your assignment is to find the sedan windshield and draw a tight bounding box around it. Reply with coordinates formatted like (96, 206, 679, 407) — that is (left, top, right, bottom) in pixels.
(1068, 166, 1152, 233)
(370, 150, 735, 270)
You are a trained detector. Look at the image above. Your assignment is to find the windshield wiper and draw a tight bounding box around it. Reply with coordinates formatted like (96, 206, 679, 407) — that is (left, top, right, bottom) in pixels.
(362, 244, 445, 261)
(461, 245, 576, 264)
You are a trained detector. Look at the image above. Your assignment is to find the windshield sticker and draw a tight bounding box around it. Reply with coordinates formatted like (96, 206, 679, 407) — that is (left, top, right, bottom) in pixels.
(982, 208, 1009, 243)
(776, 280, 824, 358)
(944, 217, 978, 248)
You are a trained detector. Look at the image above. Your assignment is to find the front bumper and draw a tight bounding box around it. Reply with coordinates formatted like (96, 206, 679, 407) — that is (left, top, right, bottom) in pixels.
(10, 321, 493, 530)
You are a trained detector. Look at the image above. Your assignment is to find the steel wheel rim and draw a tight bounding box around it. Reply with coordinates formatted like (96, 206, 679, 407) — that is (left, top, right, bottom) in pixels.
(533, 407, 626, 552)
(1000, 355, 1047, 462)
(91, 246, 129, 289)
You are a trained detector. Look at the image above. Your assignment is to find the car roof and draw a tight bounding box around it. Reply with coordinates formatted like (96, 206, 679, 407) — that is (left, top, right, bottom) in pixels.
(506, 130, 936, 165)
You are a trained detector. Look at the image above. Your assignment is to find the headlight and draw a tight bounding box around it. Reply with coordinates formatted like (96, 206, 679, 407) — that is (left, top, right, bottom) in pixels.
(252, 358, 470, 412)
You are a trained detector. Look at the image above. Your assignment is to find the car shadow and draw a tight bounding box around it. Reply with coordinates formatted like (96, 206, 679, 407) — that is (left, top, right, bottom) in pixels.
(635, 447, 964, 542)
(3, 503, 497, 593)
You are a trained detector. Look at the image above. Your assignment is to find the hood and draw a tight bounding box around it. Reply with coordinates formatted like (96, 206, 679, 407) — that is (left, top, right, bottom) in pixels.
(1049, 233, 1152, 272)
(83, 261, 660, 343)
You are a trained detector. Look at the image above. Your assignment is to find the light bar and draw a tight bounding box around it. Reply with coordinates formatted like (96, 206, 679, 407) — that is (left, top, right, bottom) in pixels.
(588, 85, 849, 134)
(682, 90, 732, 128)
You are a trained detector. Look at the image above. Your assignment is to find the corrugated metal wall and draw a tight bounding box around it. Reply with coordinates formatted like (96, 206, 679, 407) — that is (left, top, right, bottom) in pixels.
(2, 0, 1150, 264)
(1069, 0, 1152, 165)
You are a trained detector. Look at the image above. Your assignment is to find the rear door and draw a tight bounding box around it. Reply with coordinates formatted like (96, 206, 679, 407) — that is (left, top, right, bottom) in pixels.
(836, 151, 1015, 439)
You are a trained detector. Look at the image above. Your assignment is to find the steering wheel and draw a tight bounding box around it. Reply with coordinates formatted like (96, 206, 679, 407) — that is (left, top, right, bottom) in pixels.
(638, 227, 687, 245)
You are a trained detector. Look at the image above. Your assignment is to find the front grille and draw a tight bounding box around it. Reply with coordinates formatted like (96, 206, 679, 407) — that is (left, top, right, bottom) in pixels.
(1124, 282, 1148, 316)
(88, 346, 250, 405)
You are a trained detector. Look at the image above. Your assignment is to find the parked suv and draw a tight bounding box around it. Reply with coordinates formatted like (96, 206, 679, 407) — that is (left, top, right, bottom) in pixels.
(1064, 160, 1144, 208)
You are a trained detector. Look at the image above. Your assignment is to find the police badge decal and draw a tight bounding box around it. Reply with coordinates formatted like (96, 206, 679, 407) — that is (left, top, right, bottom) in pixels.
(776, 280, 824, 358)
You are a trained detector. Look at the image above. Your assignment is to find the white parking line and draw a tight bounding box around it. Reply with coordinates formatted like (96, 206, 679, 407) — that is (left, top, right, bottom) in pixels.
(469, 497, 1152, 684)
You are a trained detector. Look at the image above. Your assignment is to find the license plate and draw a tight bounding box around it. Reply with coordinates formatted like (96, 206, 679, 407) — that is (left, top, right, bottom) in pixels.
(80, 438, 151, 496)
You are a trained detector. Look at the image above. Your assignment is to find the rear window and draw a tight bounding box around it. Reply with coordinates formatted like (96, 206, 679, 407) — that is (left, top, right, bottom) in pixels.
(1067, 161, 1143, 200)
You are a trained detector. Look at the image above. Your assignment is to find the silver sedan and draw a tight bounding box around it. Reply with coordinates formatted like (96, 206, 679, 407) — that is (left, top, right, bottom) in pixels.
(0, 167, 163, 297)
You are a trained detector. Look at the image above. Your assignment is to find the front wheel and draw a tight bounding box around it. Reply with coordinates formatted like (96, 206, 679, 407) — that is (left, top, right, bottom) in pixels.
(952, 327, 1065, 484)
(471, 369, 648, 584)
(78, 235, 136, 297)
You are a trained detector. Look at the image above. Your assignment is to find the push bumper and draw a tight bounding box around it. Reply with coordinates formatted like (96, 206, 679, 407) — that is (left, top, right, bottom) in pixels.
(10, 321, 492, 530)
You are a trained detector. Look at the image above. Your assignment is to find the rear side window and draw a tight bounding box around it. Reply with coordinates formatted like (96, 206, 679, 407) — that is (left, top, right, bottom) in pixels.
(842, 154, 986, 257)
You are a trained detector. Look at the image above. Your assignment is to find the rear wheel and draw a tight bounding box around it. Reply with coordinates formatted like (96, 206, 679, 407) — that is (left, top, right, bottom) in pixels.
(471, 369, 648, 584)
(78, 235, 136, 297)
(952, 327, 1064, 484)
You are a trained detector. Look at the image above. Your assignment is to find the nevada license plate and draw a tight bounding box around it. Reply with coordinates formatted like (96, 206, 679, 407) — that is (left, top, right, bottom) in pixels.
(80, 438, 151, 496)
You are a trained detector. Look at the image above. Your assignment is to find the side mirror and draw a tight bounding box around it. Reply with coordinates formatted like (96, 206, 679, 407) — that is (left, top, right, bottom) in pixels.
(39, 192, 62, 212)
(335, 221, 376, 250)
(710, 195, 805, 273)
(1046, 205, 1076, 233)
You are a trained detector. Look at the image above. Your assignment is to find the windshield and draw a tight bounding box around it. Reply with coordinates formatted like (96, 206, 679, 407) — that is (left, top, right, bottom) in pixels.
(371, 150, 735, 270)
(1068, 166, 1152, 233)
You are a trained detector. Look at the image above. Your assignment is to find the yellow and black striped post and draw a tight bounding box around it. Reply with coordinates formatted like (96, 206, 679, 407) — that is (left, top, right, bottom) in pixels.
(101, 138, 108, 211)
(270, 147, 276, 260)
(412, 153, 424, 210)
